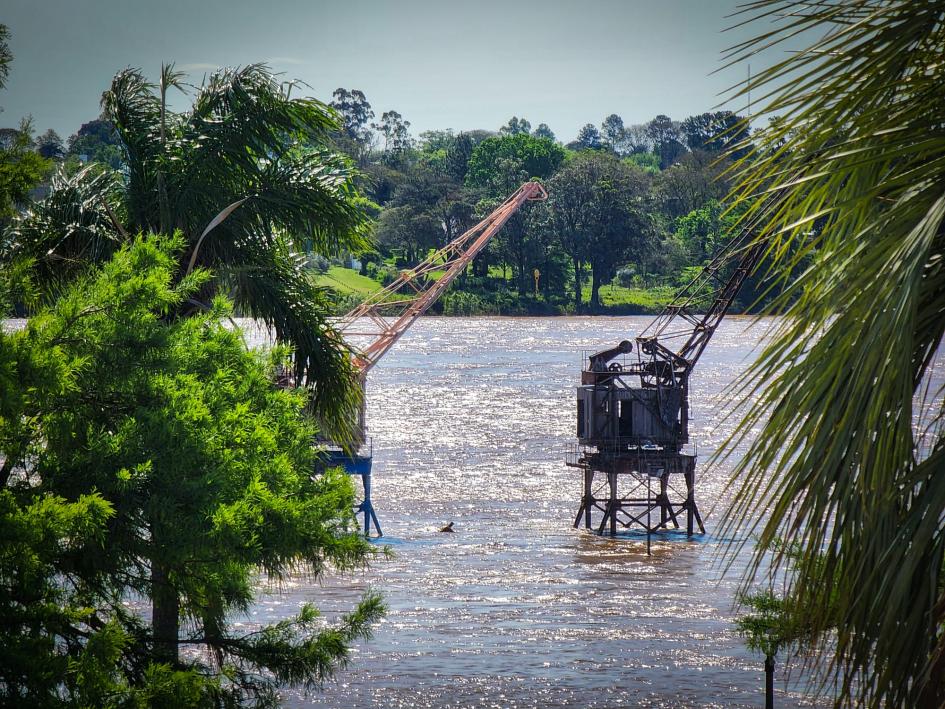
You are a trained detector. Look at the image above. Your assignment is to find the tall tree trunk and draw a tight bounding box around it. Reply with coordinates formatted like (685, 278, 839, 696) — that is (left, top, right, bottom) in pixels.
(152, 560, 179, 663)
(590, 264, 602, 312)
(764, 655, 775, 709)
(517, 248, 528, 296)
(573, 257, 583, 312)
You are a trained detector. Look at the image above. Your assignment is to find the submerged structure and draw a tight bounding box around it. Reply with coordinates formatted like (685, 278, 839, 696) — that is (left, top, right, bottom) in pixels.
(569, 224, 764, 539)
(326, 181, 548, 536)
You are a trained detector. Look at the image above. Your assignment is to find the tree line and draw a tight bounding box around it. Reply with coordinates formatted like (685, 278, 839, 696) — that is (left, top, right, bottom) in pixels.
(322, 90, 754, 314)
(23, 81, 758, 315)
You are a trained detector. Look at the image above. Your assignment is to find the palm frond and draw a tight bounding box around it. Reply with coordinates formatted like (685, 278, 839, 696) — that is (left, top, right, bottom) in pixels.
(4, 165, 124, 297)
(718, 2, 945, 707)
(165, 65, 367, 260)
(218, 235, 361, 444)
(101, 67, 163, 232)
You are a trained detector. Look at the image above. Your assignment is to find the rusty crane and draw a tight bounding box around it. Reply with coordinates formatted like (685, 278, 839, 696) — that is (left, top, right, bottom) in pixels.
(568, 211, 766, 541)
(325, 181, 548, 536)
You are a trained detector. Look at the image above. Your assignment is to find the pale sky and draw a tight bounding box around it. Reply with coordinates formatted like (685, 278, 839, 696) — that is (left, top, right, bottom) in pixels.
(1, 0, 797, 143)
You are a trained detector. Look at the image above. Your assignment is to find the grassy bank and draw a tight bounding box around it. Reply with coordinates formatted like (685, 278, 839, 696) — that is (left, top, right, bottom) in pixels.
(316, 266, 683, 316)
(314, 266, 384, 295)
(580, 283, 677, 314)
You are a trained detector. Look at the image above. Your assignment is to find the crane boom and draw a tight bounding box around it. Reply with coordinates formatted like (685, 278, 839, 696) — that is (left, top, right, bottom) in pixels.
(338, 180, 547, 373)
(322, 181, 547, 538)
(633, 222, 763, 385)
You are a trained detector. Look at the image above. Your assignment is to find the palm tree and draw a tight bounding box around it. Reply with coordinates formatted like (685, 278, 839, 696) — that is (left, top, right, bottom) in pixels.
(5, 64, 369, 438)
(718, 2, 945, 707)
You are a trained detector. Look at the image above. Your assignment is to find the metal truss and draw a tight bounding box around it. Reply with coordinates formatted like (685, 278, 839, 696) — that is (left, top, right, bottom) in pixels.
(338, 181, 548, 373)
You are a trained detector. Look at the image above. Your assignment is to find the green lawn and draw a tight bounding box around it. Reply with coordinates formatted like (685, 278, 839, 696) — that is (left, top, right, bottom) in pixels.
(581, 283, 677, 311)
(314, 266, 383, 295)
(313, 265, 677, 314)
(487, 264, 511, 279)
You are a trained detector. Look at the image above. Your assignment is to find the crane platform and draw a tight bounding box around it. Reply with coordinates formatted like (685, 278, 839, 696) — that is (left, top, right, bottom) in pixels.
(570, 200, 771, 543)
(319, 446, 382, 537)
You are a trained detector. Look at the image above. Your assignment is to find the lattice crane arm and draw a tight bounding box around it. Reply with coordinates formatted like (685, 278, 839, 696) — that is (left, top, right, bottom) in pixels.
(338, 180, 548, 373)
(629, 198, 780, 380)
(636, 232, 764, 376)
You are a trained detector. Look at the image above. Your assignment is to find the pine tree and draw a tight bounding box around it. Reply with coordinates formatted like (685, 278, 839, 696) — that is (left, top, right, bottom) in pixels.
(0, 236, 383, 706)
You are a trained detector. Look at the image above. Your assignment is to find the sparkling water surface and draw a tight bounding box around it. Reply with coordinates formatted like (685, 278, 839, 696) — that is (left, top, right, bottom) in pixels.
(243, 316, 832, 708)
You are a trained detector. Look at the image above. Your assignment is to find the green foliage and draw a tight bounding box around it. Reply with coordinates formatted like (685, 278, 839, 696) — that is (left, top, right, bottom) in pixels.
(0, 254, 38, 314)
(646, 114, 686, 169)
(0, 490, 129, 706)
(542, 151, 655, 310)
(623, 152, 659, 173)
(418, 147, 448, 174)
(441, 291, 492, 316)
(6, 63, 369, 443)
(719, 2, 945, 707)
(465, 133, 565, 190)
(674, 199, 736, 263)
(0, 237, 383, 705)
(372, 109, 412, 159)
(736, 540, 839, 683)
(35, 129, 64, 160)
(680, 111, 750, 156)
(657, 150, 731, 219)
(572, 123, 602, 151)
(0, 119, 52, 226)
(375, 205, 439, 264)
(325, 290, 366, 316)
(533, 123, 555, 141)
(66, 117, 124, 170)
(600, 114, 625, 152)
(499, 116, 531, 136)
(735, 591, 794, 661)
(8, 164, 123, 287)
(329, 88, 374, 145)
(445, 132, 474, 182)
(439, 289, 562, 316)
(417, 129, 455, 153)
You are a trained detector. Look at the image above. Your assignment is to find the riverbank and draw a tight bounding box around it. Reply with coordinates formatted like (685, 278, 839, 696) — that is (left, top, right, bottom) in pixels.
(317, 266, 731, 316)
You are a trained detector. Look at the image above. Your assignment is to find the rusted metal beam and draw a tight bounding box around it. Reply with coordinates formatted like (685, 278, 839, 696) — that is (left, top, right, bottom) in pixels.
(338, 181, 547, 374)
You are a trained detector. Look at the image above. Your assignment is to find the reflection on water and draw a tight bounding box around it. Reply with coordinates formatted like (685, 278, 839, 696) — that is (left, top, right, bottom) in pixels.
(247, 316, 828, 708)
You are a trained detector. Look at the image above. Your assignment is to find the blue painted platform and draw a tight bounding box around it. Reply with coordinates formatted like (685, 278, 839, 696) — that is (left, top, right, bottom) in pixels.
(322, 450, 373, 475)
(319, 449, 382, 538)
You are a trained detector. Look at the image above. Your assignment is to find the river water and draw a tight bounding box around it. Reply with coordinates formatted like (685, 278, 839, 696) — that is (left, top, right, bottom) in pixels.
(245, 315, 830, 708)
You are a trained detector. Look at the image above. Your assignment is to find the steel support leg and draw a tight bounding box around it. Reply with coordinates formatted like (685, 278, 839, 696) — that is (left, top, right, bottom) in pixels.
(573, 467, 595, 529)
(359, 471, 383, 538)
(683, 470, 704, 536)
(609, 471, 617, 536)
(584, 468, 593, 529)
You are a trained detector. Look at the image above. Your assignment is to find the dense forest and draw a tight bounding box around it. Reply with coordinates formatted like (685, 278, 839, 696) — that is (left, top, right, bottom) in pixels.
(23, 89, 761, 316)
